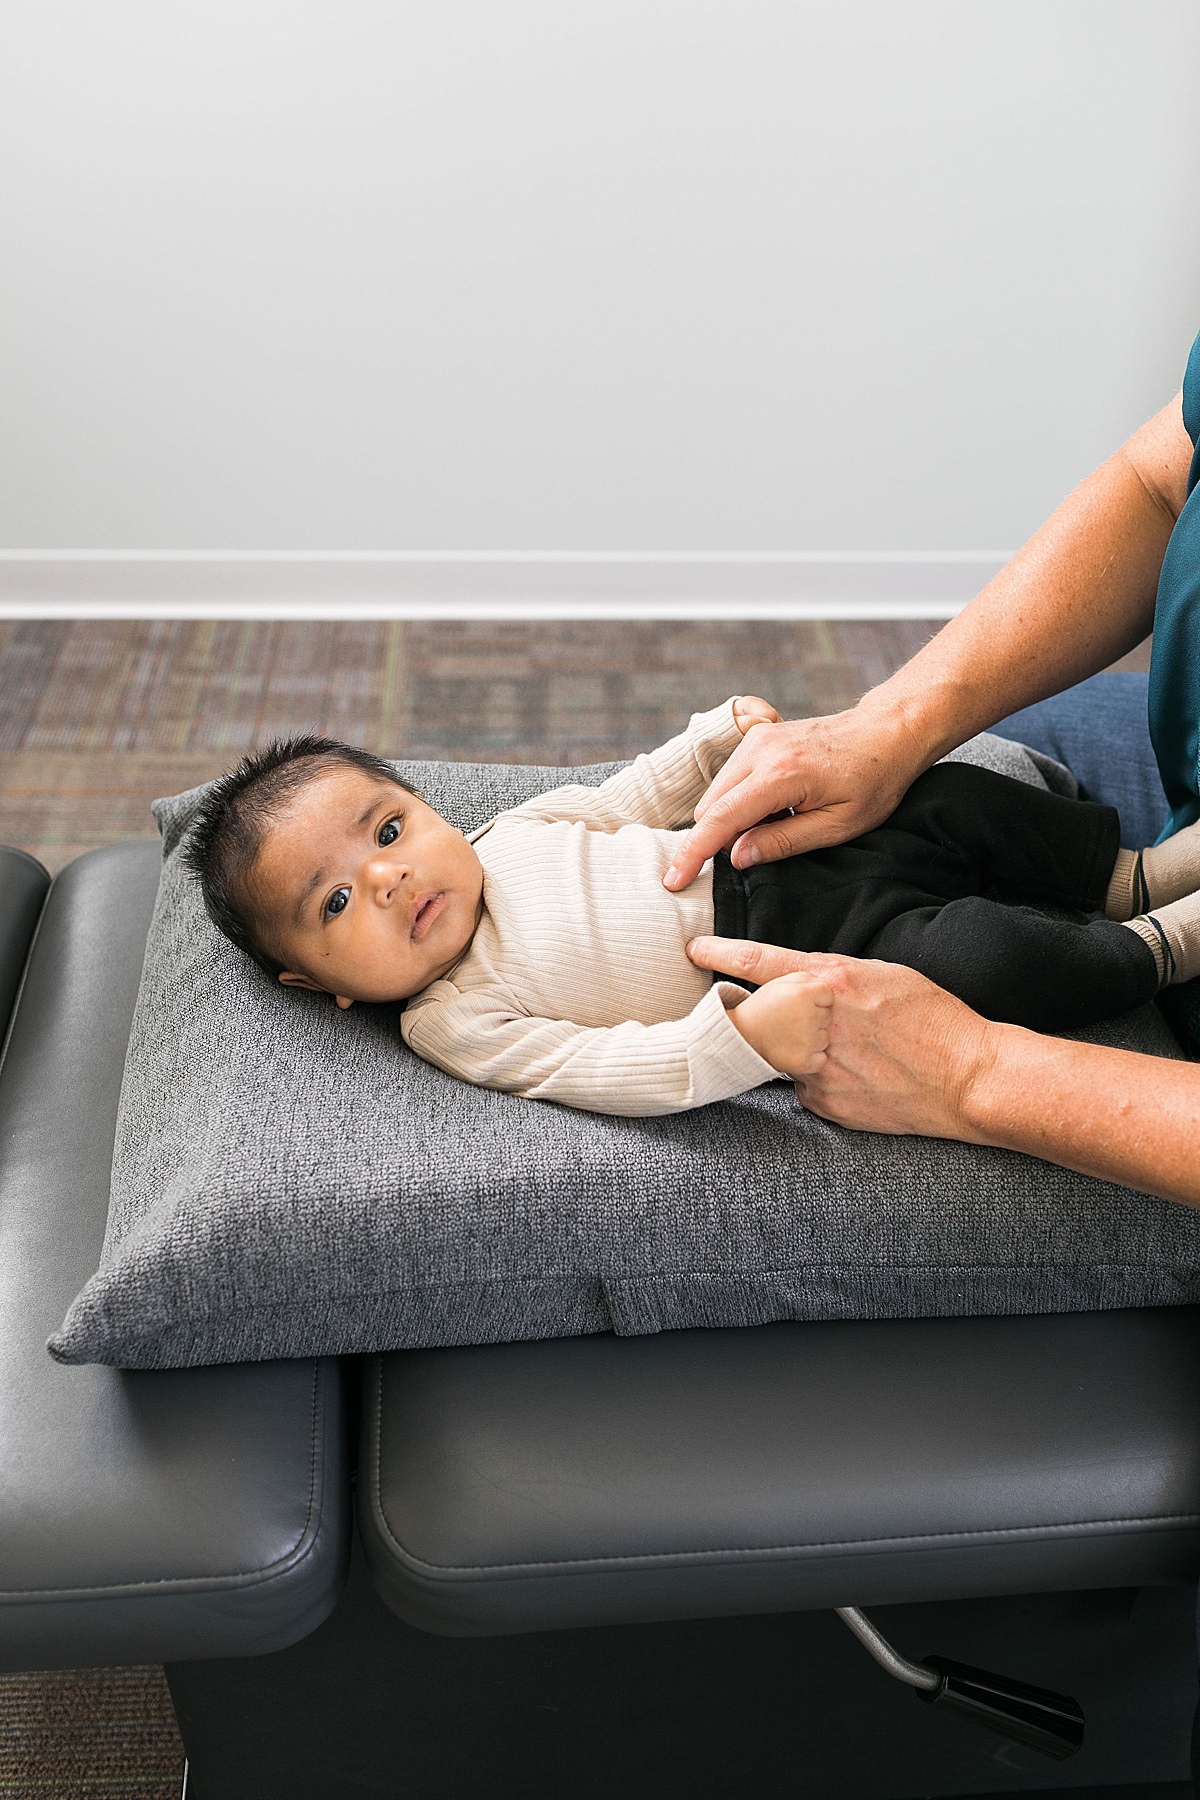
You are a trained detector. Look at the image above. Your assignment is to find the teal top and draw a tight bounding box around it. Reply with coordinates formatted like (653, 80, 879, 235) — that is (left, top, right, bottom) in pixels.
(1148, 327, 1200, 837)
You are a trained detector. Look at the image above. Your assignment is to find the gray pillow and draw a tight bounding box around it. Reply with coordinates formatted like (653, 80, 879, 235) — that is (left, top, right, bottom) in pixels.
(50, 736, 1200, 1371)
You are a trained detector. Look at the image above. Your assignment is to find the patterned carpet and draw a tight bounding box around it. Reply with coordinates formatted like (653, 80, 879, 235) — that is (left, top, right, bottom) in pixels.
(0, 1667, 183, 1797)
(0, 617, 1152, 1795)
(0, 618, 949, 873)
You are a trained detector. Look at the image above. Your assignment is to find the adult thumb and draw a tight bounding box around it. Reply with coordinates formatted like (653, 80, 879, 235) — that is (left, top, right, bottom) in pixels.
(730, 805, 852, 867)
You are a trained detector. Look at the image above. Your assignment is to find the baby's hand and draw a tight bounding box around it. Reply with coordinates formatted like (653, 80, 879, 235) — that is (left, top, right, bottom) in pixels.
(732, 694, 781, 734)
(729, 972, 832, 1077)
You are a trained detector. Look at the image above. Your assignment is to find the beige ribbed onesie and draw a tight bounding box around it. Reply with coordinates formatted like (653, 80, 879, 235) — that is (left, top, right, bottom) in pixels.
(400, 699, 782, 1115)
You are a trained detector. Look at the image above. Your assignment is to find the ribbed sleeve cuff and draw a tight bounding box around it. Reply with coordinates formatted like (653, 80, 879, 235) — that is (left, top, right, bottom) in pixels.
(687, 980, 785, 1104)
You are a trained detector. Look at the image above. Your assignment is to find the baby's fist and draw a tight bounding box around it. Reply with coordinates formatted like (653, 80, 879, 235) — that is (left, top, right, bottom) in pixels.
(729, 972, 833, 1078)
(733, 694, 781, 734)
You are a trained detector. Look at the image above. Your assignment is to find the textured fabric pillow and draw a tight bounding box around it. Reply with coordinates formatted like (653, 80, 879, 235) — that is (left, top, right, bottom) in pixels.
(50, 736, 1200, 1371)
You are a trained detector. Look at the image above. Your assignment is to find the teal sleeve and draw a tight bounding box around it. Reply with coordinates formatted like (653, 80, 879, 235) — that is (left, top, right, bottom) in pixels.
(1147, 327, 1200, 834)
(1183, 327, 1200, 449)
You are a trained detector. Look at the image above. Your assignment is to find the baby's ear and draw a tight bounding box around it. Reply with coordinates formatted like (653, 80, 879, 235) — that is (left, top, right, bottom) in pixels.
(278, 969, 325, 995)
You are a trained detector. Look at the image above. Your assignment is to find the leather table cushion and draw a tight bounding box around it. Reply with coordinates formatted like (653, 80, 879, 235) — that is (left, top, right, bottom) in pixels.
(361, 1312, 1200, 1635)
(0, 846, 48, 1038)
(0, 844, 348, 1669)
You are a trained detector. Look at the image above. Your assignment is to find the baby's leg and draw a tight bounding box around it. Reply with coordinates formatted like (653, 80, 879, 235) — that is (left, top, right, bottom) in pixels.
(888, 768, 1200, 991)
(866, 898, 1160, 1032)
(721, 767, 1125, 972)
(722, 766, 1168, 1022)
(879, 764, 1121, 914)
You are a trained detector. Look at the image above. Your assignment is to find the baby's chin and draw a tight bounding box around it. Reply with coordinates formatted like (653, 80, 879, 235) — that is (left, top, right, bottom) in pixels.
(345, 951, 468, 1007)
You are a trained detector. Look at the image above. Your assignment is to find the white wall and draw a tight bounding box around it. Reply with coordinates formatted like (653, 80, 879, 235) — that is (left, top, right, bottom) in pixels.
(2, 1, 1198, 555)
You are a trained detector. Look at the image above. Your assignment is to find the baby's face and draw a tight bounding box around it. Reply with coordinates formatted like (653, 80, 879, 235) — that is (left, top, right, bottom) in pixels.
(254, 765, 483, 1006)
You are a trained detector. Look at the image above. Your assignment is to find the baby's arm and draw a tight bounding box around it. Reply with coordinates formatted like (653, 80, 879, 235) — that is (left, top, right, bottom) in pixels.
(401, 977, 810, 1116)
(509, 696, 780, 835)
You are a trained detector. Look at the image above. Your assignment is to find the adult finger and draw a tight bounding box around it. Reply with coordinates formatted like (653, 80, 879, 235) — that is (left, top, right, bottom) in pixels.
(686, 936, 812, 984)
(668, 764, 897, 888)
(725, 801, 872, 868)
(664, 782, 812, 894)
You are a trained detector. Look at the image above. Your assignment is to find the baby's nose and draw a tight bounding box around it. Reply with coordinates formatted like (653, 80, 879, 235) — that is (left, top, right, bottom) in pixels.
(366, 853, 406, 899)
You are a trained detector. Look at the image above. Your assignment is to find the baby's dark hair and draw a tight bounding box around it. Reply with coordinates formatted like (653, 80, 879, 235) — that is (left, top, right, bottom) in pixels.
(184, 736, 417, 976)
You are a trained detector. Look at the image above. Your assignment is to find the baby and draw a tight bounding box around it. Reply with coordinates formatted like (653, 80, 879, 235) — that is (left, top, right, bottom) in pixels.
(186, 697, 1200, 1117)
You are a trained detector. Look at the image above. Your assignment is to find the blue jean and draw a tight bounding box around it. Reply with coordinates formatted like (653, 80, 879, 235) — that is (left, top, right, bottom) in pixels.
(992, 671, 1168, 849)
(993, 670, 1200, 1057)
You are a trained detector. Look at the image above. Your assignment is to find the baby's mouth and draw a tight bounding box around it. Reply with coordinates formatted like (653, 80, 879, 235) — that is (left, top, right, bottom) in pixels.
(410, 891, 446, 940)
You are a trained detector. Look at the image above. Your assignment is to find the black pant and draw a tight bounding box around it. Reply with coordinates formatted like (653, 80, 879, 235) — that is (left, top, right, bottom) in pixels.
(711, 762, 1159, 1032)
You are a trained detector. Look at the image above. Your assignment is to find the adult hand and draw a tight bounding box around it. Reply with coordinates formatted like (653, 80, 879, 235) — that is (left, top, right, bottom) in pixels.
(687, 936, 999, 1142)
(664, 704, 927, 892)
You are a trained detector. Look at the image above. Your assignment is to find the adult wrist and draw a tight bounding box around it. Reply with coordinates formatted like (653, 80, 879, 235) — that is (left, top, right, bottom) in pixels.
(954, 1021, 1027, 1148)
(849, 684, 947, 777)
(853, 671, 981, 773)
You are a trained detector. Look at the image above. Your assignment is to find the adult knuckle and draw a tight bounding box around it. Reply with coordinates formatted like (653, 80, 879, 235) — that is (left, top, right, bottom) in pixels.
(705, 791, 740, 825)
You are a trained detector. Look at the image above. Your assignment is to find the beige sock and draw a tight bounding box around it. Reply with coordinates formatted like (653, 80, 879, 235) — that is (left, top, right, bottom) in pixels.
(1123, 916, 1174, 985)
(1105, 848, 1146, 920)
(1142, 817, 1200, 908)
(1124, 892, 1200, 985)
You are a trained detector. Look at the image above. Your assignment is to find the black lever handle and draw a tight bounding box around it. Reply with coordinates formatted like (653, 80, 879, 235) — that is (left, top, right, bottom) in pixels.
(916, 1654, 1085, 1761)
(835, 1607, 1085, 1761)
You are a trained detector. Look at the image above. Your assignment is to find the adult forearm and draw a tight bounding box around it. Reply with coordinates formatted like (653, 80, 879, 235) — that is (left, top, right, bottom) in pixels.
(858, 437, 1180, 768)
(666, 395, 1190, 883)
(965, 1026, 1200, 1207)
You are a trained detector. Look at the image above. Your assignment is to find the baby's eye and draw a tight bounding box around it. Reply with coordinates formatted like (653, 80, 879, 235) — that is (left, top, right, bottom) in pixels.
(325, 887, 351, 919)
(378, 816, 402, 847)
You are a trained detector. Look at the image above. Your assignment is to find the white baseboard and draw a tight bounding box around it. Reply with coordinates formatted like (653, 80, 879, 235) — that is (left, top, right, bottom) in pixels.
(0, 552, 1008, 620)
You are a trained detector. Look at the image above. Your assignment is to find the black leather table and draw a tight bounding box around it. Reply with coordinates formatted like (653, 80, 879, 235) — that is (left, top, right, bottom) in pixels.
(2, 840, 1198, 1796)
(0, 846, 348, 1670)
(360, 1312, 1200, 1636)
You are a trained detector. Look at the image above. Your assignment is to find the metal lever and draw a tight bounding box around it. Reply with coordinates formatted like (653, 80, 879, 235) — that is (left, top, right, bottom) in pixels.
(836, 1606, 1085, 1761)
